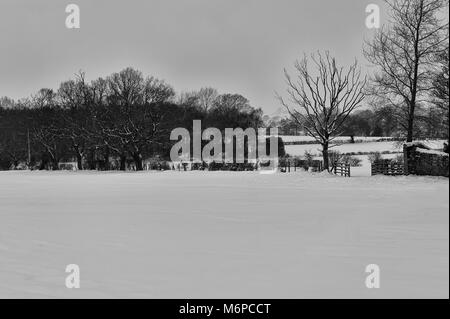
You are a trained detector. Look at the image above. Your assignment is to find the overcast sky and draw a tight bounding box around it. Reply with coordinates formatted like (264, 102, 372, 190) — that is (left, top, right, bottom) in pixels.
(0, 0, 385, 114)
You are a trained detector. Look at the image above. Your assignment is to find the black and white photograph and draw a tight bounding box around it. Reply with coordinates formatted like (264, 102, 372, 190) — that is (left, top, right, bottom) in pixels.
(0, 0, 449, 304)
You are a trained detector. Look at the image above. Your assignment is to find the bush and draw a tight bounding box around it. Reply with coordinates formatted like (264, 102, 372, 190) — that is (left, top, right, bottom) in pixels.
(328, 150, 362, 167)
(368, 152, 383, 163)
(391, 154, 404, 164)
(328, 150, 341, 165)
(0, 157, 11, 170)
(304, 151, 315, 166)
(207, 162, 256, 171)
(146, 159, 171, 170)
(341, 154, 362, 167)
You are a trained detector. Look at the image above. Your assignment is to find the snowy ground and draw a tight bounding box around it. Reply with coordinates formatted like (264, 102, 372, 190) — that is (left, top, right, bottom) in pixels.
(279, 135, 396, 144)
(0, 170, 448, 298)
(284, 140, 446, 157)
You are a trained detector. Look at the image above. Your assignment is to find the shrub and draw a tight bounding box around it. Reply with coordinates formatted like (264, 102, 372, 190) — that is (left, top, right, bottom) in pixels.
(368, 152, 383, 163)
(207, 162, 256, 171)
(328, 150, 362, 167)
(341, 154, 362, 167)
(328, 150, 341, 165)
(304, 151, 315, 167)
(391, 154, 404, 164)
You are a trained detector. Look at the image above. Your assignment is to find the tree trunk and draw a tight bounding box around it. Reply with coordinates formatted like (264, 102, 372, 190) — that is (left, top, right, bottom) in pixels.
(39, 155, 47, 170)
(408, 27, 419, 143)
(322, 141, 330, 171)
(72, 141, 84, 170)
(133, 152, 143, 171)
(103, 147, 110, 171)
(87, 149, 96, 170)
(119, 154, 127, 171)
(51, 159, 59, 170)
(76, 153, 83, 170)
(407, 101, 415, 143)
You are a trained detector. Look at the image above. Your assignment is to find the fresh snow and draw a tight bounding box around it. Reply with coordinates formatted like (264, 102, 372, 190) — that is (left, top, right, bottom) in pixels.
(0, 171, 448, 298)
(416, 148, 449, 156)
(285, 141, 403, 157)
(278, 136, 396, 143)
(285, 140, 447, 157)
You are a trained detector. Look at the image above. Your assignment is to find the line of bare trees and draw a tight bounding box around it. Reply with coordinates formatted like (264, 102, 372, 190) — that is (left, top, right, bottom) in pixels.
(0, 68, 263, 170)
(278, 0, 449, 170)
(364, 0, 449, 143)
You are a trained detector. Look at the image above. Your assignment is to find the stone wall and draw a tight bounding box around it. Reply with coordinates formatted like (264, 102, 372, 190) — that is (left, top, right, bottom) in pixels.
(404, 143, 449, 177)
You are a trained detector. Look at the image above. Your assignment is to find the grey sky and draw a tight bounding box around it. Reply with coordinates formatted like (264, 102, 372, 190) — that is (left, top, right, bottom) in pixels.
(0, 0, 384, 114)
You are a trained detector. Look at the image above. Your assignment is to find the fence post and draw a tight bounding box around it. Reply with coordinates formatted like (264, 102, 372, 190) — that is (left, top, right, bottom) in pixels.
(403, 144, 409, 175)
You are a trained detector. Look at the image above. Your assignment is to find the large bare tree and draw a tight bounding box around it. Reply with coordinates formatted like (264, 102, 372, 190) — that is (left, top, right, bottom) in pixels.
(104, 68, 172, 170)
(197, 87, 218, 112)
(278, 52, 366, 170)
(364, 0, 449, 142)
(432, 47, 449, 146)
(178, 87, 218, 112)
(57, 72, 93, 170)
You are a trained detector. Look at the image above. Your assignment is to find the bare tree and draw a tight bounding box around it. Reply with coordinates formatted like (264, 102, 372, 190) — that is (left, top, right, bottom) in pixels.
(107, 67, 175, 106)
(57, 72, 94, 170)
(364, 0, 449, 142)
(0, 108, 27, 169)
(0, 96, 15, 109)
(104, 68, 171, 170)
(278, 52, 366, 170)
(197, 87, 218, 112)
(143, 77, 175, 104)
(32, 88, 57, 108)
(178, 91, 200, 107)
(107, 68, 146, 106)
(31, 107, 67, 170)
(431, 47, 449, 146)
(178, 87, 218, 112)
(90, 77, 109, 106)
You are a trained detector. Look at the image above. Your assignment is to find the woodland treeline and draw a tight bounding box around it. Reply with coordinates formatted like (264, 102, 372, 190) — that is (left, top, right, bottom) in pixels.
(0, 68, 263, 170)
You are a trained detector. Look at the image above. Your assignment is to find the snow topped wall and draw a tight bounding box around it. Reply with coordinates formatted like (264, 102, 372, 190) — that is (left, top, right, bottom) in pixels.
(404, 144, 449, 177)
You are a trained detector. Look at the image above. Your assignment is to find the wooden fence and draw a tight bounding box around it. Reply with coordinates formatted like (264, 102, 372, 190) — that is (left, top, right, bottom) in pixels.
(332, 162, 351, 177)
(279, 159, 323, 173)
(371, 160, 404, 176)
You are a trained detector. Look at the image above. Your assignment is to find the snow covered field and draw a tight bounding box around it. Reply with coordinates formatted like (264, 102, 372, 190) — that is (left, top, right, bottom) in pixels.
(279, 135, 396, 144)
(285, 139, 447, 177)
(0, 171, 448, 298)
(284, 139, 446, 157)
